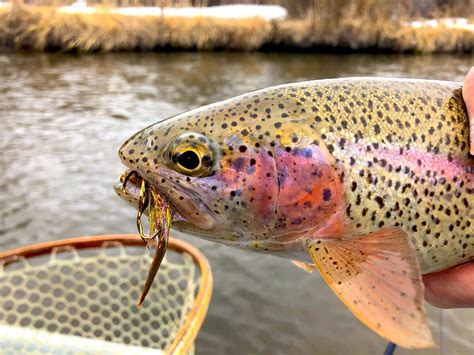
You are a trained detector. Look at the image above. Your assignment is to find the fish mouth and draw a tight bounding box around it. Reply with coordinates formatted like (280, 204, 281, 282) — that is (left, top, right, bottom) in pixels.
(114, 169, 181, 220)
(114, 168, 215, 230)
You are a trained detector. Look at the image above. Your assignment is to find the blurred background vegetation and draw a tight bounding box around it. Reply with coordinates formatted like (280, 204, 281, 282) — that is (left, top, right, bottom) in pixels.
(0, 0, 472, 53)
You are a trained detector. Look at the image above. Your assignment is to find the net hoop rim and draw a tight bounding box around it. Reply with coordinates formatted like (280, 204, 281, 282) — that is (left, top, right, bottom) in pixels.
(0, 234, 213, 355)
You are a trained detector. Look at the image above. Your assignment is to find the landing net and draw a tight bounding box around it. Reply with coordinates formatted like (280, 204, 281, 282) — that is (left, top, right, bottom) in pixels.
(0, 235, 212, 355)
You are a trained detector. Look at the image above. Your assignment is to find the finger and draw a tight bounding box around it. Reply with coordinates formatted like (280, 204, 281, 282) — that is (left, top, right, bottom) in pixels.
(423, 262, 474, 308)
(462, 66, 474, 155)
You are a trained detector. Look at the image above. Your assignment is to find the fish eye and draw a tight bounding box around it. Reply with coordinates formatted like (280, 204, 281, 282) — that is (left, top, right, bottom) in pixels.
(177, 150, 200, 170)
(167, 133, 215, 176)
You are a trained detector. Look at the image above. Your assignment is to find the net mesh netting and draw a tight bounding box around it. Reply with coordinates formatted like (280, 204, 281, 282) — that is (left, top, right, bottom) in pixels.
(0, 242, 197, 354)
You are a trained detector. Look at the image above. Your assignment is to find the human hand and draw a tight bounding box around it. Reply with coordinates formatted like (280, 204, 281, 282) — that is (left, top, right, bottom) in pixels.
(422, 67, 474, 308)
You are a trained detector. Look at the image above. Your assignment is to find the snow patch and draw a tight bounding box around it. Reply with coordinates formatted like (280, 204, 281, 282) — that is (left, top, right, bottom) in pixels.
(405, 17, 473, 31)
(58, 4, 288, 21)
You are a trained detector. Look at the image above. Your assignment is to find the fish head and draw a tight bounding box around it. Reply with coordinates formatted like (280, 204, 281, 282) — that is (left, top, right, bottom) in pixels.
(116, 90, 345, 250)
(116, 102, 285, 245)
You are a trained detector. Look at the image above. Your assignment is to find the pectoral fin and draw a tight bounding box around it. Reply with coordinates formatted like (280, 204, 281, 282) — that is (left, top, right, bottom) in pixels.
(291, 260, 316, 273)
(307, 227, 434, 349)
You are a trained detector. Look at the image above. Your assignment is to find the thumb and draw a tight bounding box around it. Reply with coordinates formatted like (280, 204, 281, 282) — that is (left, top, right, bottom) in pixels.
(462, 66, 474, 155)
(423, 262, 474, 308)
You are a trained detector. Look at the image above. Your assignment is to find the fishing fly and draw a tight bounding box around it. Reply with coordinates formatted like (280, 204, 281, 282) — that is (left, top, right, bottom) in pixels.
(122, 170, 173, 307)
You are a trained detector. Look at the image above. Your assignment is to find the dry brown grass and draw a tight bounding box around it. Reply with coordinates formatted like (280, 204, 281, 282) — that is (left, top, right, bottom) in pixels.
(383, 25, 474, 53)
(0, 5, 472, 53)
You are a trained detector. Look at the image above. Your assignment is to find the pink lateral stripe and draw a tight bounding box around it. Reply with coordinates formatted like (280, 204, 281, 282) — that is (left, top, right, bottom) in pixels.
(349, 143, 469, 182)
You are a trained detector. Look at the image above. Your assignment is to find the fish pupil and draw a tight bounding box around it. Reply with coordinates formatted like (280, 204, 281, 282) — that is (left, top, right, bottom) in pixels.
(178, 150, 200, 170)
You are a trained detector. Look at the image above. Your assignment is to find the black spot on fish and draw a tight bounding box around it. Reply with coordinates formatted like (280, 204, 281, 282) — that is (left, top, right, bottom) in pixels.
(374, 196, 384, 208)
(373, 124, 381, 135)
(323, 189, 332, 201)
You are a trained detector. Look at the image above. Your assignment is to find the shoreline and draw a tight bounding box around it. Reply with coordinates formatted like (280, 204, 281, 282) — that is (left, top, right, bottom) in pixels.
(0, 6, 472, 54)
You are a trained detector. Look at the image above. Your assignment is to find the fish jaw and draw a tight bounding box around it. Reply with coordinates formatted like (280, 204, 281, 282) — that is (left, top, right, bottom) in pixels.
(142, 165, 217, 230)
(115, 163, 217, 230)
(114, 170, 185, 224)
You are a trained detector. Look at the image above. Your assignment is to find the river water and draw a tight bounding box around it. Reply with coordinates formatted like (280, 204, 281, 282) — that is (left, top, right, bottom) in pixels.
(0, 52, 473, 354)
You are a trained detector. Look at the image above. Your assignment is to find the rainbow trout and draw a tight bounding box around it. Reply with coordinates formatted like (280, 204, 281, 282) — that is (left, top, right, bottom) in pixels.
(115, 78, 473, 348)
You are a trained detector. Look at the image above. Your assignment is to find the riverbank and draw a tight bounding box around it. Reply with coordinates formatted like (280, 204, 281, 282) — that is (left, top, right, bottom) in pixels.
(0, 6, 472, 53)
